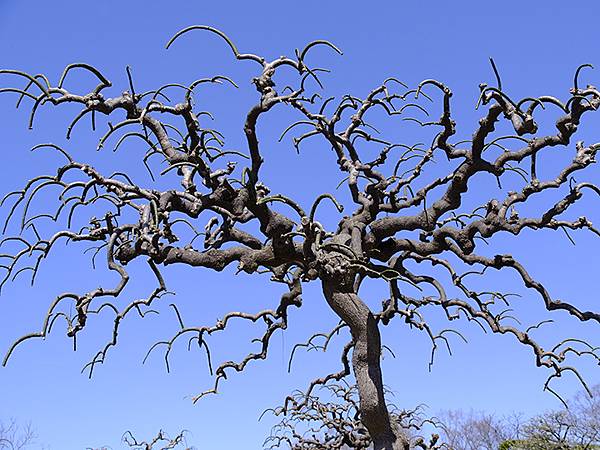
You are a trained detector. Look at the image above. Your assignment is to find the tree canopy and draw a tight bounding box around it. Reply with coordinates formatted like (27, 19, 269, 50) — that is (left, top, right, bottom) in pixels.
(2, 23, 600, 450)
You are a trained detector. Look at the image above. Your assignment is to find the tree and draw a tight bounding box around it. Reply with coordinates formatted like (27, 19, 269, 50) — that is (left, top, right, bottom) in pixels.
(0, 420, 36, 450)
(1, 24, 600, 449)
(436, 410, 522, 450)
(435, 385, 600, 449)
(89, 430, 193, 450)
(509, 384, 600, 449)
(265, 382, 441, 449)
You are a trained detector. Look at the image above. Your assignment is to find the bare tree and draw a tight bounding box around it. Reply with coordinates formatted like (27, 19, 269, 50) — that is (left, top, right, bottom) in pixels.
(120, 430, 193, 450)
(265, 382, 442, 449)
(0, 420, 36, 450)
(512, 384, 600, 449)
(566, 385, 600, 447)
(89, 430, 193, 450)
(437, 410, 524, 450)
(435, 384, 600, 449)
(519, 411, 581, 449)
(2, 25, 600, 449)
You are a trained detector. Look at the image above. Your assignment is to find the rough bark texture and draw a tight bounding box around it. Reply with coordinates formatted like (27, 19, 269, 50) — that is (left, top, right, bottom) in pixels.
(323, 282, 408, 449)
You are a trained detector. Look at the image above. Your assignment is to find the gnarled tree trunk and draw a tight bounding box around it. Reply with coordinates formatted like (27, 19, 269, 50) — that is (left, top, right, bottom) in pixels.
(322, 281, 409, 450)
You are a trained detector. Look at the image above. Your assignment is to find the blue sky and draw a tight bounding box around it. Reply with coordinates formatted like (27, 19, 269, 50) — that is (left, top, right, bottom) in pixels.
(1, 1, 600, 448)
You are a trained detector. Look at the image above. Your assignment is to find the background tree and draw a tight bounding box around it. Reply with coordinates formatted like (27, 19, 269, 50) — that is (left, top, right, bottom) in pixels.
(0, 420, 36, 450)
(435, 410, 521, 450)
(2, 21, 600, 450)
(433, 384, 600, 449)
(512, 384, 600, 449)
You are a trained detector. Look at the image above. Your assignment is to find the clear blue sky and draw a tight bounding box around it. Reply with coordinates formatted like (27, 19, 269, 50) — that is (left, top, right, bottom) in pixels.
(1, 1, 600, 448)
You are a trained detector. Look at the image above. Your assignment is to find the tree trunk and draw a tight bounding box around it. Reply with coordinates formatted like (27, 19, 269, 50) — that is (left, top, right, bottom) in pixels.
(322, 281, 409, 450)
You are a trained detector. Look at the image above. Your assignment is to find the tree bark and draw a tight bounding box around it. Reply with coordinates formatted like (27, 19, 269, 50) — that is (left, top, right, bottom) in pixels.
(322, 281, 409, 450)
